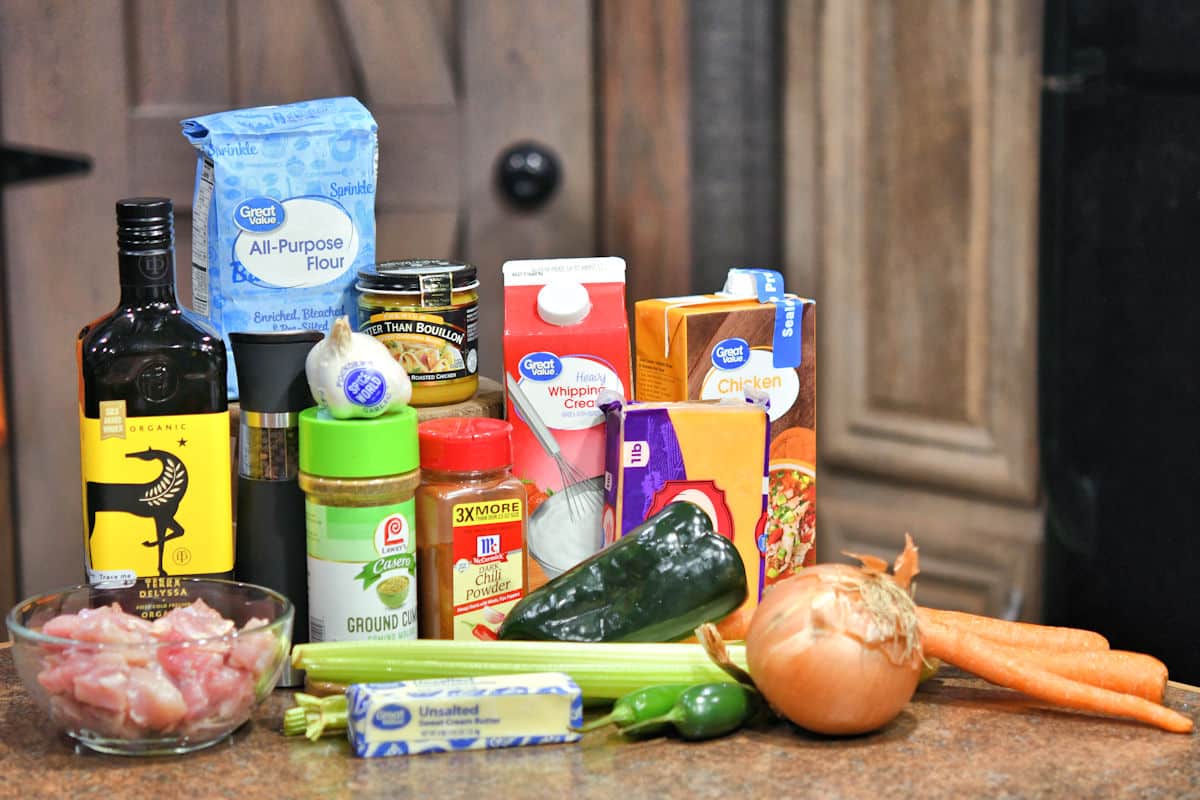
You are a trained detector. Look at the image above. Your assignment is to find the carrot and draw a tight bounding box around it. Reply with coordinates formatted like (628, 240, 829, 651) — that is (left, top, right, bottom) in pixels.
(920, 619, 1193, 734)
(917, 607, 1109, 652)
(972, 641, 1168, 702)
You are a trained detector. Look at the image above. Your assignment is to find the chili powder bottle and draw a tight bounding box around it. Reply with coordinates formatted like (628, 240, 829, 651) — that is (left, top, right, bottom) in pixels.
(416, 418, 527, 640)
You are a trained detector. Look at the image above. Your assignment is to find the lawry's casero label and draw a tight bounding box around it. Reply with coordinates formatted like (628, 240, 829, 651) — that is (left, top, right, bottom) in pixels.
(306, 500, 418, 643)
(182, 97, 378, 398)
(79, 408, 233, 591)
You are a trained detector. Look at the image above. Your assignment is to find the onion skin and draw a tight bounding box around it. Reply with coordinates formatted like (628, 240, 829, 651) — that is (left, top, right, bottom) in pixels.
(746, 564, 922, 735)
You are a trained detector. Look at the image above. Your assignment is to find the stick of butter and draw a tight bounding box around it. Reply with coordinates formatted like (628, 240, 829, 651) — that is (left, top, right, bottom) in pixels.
(346, 672, 583, 758)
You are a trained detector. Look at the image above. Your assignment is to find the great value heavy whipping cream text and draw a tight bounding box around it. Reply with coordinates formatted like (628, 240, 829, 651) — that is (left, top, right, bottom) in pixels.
(182, 97, 378, 398)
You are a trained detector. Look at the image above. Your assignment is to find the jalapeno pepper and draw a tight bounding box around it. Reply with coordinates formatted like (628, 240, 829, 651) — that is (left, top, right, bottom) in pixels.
(620, 682, 762, 741)
(580, 683, 693, 733)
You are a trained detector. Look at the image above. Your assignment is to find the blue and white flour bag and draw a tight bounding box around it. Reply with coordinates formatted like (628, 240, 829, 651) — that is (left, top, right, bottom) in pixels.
(181, 97, 378, 398)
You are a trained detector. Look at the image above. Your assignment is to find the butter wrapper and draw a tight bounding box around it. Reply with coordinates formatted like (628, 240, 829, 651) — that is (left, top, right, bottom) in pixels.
(346, 672, 583, 758)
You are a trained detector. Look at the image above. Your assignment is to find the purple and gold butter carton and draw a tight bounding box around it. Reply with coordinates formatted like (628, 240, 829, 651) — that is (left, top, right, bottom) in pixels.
(601, 396, 768, 639)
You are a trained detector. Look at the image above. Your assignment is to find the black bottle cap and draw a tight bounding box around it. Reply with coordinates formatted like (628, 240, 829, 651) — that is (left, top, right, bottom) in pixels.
(116, 197, 173, 253)
(229, 331, 324, 413)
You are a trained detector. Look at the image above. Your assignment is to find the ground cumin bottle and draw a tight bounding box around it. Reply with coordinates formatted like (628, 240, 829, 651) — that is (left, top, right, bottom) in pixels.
(299, 407, 421, 643)
(416, 418, 527, 640)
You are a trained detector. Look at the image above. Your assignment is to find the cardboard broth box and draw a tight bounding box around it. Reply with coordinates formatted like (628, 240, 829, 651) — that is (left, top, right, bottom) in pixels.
(635, 269, 816, 603)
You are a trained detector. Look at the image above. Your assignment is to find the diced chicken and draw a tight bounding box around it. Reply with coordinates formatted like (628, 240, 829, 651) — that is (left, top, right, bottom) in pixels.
(151, 599, 235, 642)
(227, 626, 276, 676)
(125, 666, 188, 731)
(43, 603, 155, 644)
(33, 599, 276, 737)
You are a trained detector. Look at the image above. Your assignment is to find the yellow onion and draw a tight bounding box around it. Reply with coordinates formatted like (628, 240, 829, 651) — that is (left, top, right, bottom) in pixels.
(745, 561, 923, 735)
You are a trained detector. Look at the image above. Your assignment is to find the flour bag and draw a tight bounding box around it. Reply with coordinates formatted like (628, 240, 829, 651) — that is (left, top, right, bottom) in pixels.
(182, 97, 378, 398)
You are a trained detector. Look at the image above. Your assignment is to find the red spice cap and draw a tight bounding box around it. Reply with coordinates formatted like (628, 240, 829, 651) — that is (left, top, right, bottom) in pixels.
(418, 417, 513, 472)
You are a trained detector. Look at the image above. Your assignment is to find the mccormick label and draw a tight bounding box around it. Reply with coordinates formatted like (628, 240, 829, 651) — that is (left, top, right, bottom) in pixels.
(306, 500, 418, 642)
(79, 406, 233, 601)
(450, 498, 525, 640)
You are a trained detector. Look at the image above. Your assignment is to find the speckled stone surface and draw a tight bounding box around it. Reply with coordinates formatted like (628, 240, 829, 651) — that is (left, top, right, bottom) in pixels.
(1, 647, 1198, 800)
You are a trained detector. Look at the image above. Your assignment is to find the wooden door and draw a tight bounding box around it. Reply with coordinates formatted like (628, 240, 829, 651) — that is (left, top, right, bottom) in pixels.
(0, 0, 595, 595)
(786, 0, 1046, 618)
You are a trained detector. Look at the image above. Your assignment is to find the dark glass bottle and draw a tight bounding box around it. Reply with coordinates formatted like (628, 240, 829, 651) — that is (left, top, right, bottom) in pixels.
(77, 198, 233, 597)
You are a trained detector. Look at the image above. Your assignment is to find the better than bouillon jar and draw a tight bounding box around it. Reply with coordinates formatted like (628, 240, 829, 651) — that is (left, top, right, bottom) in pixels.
(356, 260, 479, 407)
(299, 407, 421, 642)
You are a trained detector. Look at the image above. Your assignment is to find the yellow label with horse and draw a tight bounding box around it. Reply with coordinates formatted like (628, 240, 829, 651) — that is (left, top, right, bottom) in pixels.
(80, 407, 233, 582)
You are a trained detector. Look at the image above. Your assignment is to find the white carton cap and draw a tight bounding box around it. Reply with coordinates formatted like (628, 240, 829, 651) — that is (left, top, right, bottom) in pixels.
(719, 269, 760, 299)
(537, 280, 592, 326)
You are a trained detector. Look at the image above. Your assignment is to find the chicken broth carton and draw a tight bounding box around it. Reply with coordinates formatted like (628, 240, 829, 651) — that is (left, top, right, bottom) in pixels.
(503, 258, 631, 581)
(635, 269, 816, 600)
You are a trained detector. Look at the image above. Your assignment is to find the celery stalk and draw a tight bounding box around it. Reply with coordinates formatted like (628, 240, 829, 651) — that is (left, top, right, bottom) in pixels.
(283, 693, 349, 740)
(291, 640, 748, 702)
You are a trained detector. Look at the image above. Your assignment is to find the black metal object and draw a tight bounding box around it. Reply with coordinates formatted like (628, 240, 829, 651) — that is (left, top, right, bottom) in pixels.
(495, 142, 560, 210)
(1040, 0, 1200, 681)
(1, 145, 90, 187)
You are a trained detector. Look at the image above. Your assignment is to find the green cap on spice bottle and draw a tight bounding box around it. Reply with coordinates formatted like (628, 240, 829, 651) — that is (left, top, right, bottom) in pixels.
(299, 407, 420, 478)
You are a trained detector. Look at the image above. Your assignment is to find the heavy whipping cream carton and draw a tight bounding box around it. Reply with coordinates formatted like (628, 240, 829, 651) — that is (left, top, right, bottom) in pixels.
(502, 258, 631, 578)
(182, 97, 378, 397)
(635, 269, 817, 603)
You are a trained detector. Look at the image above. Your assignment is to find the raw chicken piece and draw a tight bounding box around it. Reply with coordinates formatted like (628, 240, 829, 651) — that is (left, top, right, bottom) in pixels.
(43, 603, 155, 644)
(125, 666, 188, 731)
(151, 598, 234, 642)
(71, 652, 134, 714)
(227, 622, 276, 677)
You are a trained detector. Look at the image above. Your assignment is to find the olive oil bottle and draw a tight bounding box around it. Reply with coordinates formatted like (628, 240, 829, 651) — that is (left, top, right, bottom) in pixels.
(77, 198, 233, 594)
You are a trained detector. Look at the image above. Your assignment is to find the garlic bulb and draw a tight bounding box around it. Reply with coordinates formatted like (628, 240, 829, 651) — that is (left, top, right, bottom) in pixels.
(305, 316, 413, 419)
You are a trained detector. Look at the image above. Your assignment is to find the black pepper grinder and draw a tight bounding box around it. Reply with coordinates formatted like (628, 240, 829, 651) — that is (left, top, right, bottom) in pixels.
(230, 330, 322, 687)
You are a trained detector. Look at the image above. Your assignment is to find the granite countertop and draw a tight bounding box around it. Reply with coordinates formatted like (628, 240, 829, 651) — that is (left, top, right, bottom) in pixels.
(2, 647, 1198, 799)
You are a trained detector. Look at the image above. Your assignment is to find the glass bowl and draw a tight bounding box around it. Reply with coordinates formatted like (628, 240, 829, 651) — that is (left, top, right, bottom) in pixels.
(7, 578, 293, 756)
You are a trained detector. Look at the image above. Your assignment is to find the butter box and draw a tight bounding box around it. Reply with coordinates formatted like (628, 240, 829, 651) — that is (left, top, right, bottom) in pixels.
(635, 269, 817, 595)
(601, 397, 768, 638)
(346, 672, 582, 758)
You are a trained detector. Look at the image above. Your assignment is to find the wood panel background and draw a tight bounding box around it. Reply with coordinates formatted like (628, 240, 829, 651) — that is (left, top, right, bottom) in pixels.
(816, 0, 1042, 504)
(600, 0, 692, 305)
(786, 0, 1045, 618)
(0, 0, 596, 596)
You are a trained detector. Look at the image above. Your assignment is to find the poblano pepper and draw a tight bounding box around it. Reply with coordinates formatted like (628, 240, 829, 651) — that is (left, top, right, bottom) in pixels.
(498, 501, 748, 642)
